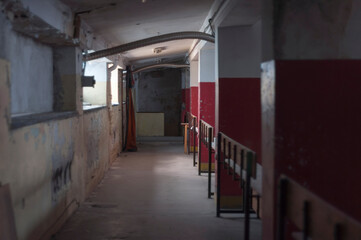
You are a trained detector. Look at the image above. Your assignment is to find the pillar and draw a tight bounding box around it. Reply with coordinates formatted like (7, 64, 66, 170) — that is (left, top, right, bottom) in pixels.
(53, 47, 83, 114)
(198, 44, 216, 171)
(261, 1, 361, 239)
(190, 60, 199, 152)
(215, 20, 262, 208)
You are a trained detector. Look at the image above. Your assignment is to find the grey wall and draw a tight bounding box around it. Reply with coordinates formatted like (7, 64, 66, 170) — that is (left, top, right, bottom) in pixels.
(0, 14, 53, 115)
(137, 69, 182, 136)
(218, 20, 262, 78)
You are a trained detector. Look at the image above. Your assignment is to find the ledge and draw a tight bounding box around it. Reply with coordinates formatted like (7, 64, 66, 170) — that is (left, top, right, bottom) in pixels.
(11, 111, 77, 130)
(83, 105, 106, 113)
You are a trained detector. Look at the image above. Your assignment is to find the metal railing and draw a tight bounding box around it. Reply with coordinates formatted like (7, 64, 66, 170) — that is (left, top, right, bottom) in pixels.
(277, 175, 361, 240)
(186, 112, 198, 167)
(216, 132, 261, 240)
(198, 119, 215, 198)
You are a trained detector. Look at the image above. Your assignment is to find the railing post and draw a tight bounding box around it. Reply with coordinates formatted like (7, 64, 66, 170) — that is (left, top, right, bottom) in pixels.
(240, 149, 244, 189)
(227, 142, 231, 175)
(208, 127, 213, 198)
(244, 152, 253, 240)
(193, 117, 196, 167)
(232, 145, 237, 180)
(198, 120, 202, 175)
(223, 138, 227, 169)
(187, 114, 190, 155)
(334, 224, 341, 240)
(216, 132, 221, 217)
(303, 201, 310, 240)
(277, 178, 288, 240)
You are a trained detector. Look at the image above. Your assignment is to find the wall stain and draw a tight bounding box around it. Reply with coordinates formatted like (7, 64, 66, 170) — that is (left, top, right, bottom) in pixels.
(87, 116, 101, 168)
(51, 122, 74, 203)
(30, 127, 40, 138)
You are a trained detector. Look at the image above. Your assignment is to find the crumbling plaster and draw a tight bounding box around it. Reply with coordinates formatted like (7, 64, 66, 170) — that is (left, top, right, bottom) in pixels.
(0, 3, 123, 238)
(0, 13, 53, 115)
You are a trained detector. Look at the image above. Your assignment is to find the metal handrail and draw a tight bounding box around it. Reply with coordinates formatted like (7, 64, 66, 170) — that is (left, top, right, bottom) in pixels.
(216, 132, 259, 240)
(199, 119, 215, 198)
(277, 175, 361, 240)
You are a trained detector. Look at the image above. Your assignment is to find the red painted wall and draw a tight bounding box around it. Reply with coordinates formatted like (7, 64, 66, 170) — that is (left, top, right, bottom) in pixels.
(198, 82, 215, 164)
(190, 86, 198, 149)
(216, 77, 262, 201)
(261, 60, 361, 240)
(191, 86, 198, 117)
(218, 78, 262, 163)
(198, 82, 215, 126)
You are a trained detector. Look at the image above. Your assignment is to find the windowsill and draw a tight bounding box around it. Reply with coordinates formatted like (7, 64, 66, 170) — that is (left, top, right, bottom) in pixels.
(11, 111, 78, 130)
(112, 103, 120, 106)
(83, 105, 106, 113)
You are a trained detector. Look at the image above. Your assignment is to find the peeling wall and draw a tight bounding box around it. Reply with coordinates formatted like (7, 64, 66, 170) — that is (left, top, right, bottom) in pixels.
(83, 108, 110, 196)
(0, 2, 124, 239)
(0, 59, 122, 240)
(136, 69, 182, 136)
(0, 13, 53, 115)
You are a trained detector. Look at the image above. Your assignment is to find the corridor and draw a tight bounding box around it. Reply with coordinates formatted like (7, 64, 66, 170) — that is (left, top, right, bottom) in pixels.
(54, 142, 262, 240)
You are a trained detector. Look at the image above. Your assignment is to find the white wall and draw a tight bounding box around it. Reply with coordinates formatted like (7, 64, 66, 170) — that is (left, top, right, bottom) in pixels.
(0, 13, 53, 115)
(267, 0, 361, 60)
(190, 60, 199, 87)
(217, 20, 262, 78)
(199, 45, 215, 83)
(20, 0, 73, 36)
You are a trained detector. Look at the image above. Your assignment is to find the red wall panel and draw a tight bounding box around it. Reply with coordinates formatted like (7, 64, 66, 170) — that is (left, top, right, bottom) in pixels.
(261, 60, 361, 239)
(198, 82, 215, 165)
(191, 86, 198, 117)
(218, 78, 262, 163)
(198, 82, 215, 126)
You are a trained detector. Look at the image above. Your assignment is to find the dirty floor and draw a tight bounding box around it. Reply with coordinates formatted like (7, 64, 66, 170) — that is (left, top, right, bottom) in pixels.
(54, 142, 262, 240)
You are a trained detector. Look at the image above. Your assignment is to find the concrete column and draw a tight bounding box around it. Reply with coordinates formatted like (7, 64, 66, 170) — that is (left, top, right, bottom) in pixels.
(198, 44, 216, 171)
(0, 59, 10, 165)
(53, 47, 83, 114)
(189, 60, 199, 152)
(261, 1, 361, 239)
(190, 60, 199, 118)
(215, 20, 262, 209)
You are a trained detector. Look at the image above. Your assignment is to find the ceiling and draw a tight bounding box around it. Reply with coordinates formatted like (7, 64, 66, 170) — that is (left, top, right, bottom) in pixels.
(61, 0, 215, 65)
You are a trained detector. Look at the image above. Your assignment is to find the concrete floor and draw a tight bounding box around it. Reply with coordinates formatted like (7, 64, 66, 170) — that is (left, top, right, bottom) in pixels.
(54, 142, 262, 240)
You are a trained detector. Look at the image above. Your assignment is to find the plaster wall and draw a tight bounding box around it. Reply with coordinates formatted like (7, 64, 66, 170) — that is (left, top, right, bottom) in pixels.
(136, 113, 165, 136)
(83, 109, 110, 196)
(0, 13, 53, 115)
(0, 3, 123, 239)
(218, 20, 262, 78)
(20, 0, 73, 36)
(136, 69, 182, 136)
(109, 105, 122, 162)
(215, 21, 262, 209)
(265, 0, 361, 60)
(199, 47, 215, 83)
(190, 60, 199, 87)
(0, 57, 122, 240)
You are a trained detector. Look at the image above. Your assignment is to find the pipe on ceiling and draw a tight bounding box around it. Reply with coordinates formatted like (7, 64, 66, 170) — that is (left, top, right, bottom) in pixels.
(132, 63, 189, 74)
(83, 31, 215, 61)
